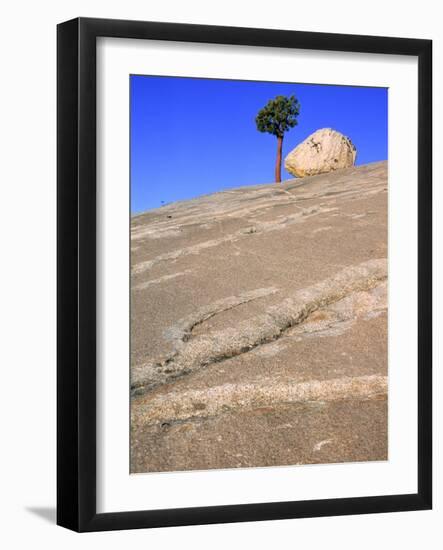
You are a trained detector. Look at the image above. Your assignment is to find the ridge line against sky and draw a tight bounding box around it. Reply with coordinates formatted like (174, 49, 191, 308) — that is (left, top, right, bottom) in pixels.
(130, 76, 388, 213)
(130, 160, 387, 219)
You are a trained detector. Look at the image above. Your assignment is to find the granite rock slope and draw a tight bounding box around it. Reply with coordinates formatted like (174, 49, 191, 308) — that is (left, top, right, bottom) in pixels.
(130, 161, 388, 472)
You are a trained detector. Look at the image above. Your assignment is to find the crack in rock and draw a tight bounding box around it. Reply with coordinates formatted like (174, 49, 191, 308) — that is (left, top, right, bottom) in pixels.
(164, 287, 280, 349)
(278, 280, 387, 343)
(132, 205, 337, 275)
(131, 191, 305, 243)
(131, 162, 387, 248)
(131, 374, 388, 427)
(131, 259, 387, 394)
(132, 270, 193, 291)
(131, 287, 279, 389)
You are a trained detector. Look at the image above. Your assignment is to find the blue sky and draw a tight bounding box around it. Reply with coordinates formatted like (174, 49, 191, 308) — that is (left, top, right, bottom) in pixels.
(130, 76, 387, 213)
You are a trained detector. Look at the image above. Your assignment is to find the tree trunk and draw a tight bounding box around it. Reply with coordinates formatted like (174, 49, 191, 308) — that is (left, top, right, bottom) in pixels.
(275, 135, 283, 183)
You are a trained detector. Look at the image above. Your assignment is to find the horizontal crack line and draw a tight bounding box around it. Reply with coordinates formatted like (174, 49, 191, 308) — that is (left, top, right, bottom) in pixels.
(131, 374, 388, 427)
(131, 259, 387, 395)
(131, 287, 278, 390)
(131, 205, 336, 275)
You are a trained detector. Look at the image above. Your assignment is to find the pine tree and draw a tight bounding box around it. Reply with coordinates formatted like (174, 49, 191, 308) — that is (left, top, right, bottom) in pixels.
(255, 95, 300, 183)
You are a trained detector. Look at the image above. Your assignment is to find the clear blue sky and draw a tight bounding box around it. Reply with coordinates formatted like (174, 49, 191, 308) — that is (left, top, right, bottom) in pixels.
(130, 75, 387, 214)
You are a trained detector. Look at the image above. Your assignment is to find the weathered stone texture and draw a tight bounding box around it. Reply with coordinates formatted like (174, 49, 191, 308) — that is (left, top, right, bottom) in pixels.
(285, 128, 357, 178)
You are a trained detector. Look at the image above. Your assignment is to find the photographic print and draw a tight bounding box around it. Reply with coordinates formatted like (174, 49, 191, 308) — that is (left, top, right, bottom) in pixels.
(130, 75, 388, 474)
(57, 18, 432, 530)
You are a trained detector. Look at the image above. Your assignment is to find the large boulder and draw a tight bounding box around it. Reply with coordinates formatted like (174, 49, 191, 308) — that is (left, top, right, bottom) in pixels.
(285, 128, 357, 178)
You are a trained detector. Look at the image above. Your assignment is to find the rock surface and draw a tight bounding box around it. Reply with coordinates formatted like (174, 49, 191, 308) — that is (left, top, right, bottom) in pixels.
(285, 128, 357, 178)
(131, 161, 387, 473)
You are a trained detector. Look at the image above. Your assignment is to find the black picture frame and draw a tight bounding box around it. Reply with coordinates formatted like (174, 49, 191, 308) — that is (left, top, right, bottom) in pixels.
(57, 17, 432, 532)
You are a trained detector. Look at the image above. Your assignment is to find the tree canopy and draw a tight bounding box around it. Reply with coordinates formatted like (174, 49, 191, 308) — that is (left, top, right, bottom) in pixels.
(255, 95, 301, 138)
